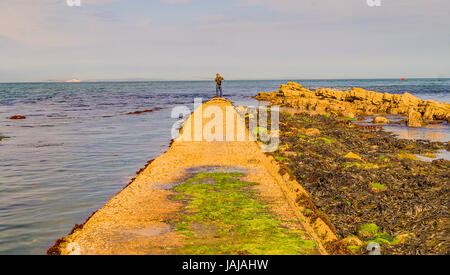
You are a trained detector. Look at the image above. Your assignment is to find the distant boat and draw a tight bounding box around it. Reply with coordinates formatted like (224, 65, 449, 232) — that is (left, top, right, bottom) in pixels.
(66, 78, 81, 83)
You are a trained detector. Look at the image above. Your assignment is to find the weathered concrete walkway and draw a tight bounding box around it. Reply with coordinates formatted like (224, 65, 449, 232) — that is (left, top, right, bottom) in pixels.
(49, 98, 334, 255)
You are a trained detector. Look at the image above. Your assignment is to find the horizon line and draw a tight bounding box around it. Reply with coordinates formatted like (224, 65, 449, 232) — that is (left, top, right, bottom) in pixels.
(1, 77, 450, 84)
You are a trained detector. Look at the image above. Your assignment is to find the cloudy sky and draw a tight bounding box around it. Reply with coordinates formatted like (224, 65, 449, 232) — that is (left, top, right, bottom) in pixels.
(1, 0, 449, 82)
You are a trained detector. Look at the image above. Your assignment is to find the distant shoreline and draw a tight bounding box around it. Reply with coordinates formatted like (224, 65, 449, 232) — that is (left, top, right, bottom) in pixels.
(2, 77, 450, 85)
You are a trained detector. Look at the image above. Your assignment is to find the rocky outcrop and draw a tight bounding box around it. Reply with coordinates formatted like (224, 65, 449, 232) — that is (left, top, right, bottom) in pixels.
(255, 82, 450, 127)
(9, 115, 26, 119)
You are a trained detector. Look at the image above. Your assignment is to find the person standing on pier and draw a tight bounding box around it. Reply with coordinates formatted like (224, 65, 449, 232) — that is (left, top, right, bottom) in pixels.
(215, 73, 224, 98)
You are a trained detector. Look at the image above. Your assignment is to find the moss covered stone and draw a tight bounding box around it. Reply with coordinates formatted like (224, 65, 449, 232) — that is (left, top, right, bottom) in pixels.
(357, 223, 379, 240)
(171, 172, 317, 255)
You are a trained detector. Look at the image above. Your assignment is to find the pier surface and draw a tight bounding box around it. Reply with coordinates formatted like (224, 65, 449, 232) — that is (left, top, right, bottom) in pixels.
(49, 98, 332, 255)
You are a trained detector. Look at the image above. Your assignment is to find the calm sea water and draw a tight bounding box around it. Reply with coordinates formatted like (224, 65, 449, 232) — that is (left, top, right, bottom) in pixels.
(0, 79, 449, 254)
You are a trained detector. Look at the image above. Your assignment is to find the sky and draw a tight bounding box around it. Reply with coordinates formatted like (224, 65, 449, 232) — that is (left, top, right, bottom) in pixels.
(0, 0, 449, 82)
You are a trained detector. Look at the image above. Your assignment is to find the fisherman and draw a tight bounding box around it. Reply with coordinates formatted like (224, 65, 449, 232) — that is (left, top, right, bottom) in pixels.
(214, 73, 224, 98)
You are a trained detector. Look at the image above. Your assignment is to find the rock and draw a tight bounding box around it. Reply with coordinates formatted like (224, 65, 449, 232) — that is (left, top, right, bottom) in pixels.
(344, 152, 363, 162)
(254, 81, 450, 124)
(393, 233, 415, 245)
(357, 223, 379, 240)
(286, 82, 303, 90)
(407, 110, 423, 127)
(342, 235, 363, 246)
(304, 128, 321, 137)
(341, 111, 355, 119)
(372, 116, 390, 124)
(9, 115, 26, 119)
(283, 151, 298, 158)
(396, 153, 418, 160)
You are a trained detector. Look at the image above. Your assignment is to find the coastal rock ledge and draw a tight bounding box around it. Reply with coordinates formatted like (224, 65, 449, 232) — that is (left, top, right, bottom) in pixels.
(255, 82, 450, 127)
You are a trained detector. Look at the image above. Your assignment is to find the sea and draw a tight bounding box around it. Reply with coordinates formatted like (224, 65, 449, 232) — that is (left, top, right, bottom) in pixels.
(0, 79, 449, 254)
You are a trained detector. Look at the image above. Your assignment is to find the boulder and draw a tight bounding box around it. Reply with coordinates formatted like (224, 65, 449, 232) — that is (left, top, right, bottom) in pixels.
(342, 236, 363, 246)
(372, 116, 390, 124)
(407, 110, 423, 127)
(304, 128, 321, 137)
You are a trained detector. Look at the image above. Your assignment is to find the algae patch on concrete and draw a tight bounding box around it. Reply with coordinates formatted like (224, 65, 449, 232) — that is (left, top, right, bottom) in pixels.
(171, 172, 317, 255)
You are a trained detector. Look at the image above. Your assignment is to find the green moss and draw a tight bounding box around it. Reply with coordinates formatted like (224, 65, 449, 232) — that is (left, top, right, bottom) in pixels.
(371, 232, 394, 245)
(251, 127, 269, 139)
(317, 137, 333, 144)
(370, 182, 387, 191)
(297, 134, 307, 139)
(341, 117, 357, 121)
(172, 194, 187, 201)
(275, 156, 290, 162)
(348, 245, 362, 253)
(171, 173, 317, 255)
(358, 223, 379, 240)
(392, 232, 416, 245)
(302, 209, 314, 215)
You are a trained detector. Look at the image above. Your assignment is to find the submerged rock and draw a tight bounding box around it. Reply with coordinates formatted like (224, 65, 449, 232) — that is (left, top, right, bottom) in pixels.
(9, 115, 26, 119)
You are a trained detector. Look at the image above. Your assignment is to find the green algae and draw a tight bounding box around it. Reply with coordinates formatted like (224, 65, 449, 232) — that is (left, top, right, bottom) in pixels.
(251, 126, 268, 137)
(371, 182, 387, 191)
(317, 137, 333, 144)
(341, 117, 357, 121)
(171, 172, 317, 255)
(275, 156, 290, 162)
(358, 223, 379, 239)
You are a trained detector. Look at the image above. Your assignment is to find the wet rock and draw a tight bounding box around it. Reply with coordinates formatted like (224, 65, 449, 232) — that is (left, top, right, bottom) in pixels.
(342, 235, 363, 246)
(432, 159, 449, 168)
(407, 110, 423, 127)
(304, 128, 321, 137)
(394, 233, 415, 245)
(372, 116, 390, 124)
(283, 151, 298, 158)
(396, 153, 418, 160)
(344, 152, 363, 162)
(420, 153, 436, 159)
(9, 115, 26, 119)
(126, 107, 162, 115)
